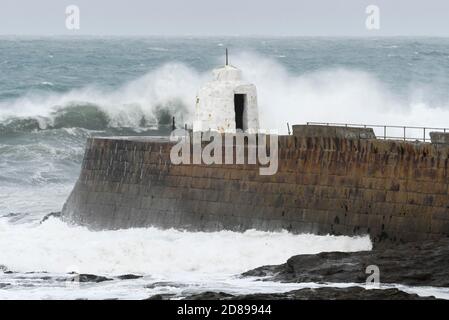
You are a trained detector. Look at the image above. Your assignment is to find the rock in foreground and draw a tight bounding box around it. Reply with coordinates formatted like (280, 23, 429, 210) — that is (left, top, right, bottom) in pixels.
(242, 238, 449, 287)
(181, 287, 437, 300)
(68, 273, 113, 283)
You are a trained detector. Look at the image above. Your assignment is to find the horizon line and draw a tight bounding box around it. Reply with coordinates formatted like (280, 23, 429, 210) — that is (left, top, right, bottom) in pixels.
(2, 34, 449, 38)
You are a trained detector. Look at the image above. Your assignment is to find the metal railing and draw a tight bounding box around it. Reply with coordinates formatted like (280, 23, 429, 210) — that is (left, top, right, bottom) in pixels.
(306, 122, 449, 142)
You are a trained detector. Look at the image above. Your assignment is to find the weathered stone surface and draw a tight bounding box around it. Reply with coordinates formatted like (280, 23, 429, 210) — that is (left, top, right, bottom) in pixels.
(145, 282, 188, 289)
(182, 292, 234, 300)
(145, 294, 176, 300)
(430, 132, 449, 144)
(242, 238, 449, 287)
(62, 133, 449, 244)
(116, 274, 143, 280)
(182, 287, 436, 300)
(69, 273, 113, 283)
(293, 125, 376, 139)
(0, 283, 11, 289)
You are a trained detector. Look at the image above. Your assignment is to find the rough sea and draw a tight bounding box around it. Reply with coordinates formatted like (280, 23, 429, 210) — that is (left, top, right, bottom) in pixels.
(1, 36, 449, 299)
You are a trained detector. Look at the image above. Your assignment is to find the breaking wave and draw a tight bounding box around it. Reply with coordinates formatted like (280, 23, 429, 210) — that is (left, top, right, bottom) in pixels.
(0, 218, 372, 275)
(2, 53, 449, 133)
(0, 63, 202, 132)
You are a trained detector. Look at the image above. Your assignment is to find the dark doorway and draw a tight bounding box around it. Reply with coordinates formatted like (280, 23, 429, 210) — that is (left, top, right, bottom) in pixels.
(234, 94, 245, 131)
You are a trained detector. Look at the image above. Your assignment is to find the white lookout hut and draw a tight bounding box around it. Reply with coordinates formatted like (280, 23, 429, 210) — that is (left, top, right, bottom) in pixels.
(193, 57, 259, 133)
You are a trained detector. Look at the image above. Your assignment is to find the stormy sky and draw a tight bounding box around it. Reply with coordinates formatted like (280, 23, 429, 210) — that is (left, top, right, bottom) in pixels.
(1, 0, 448, 36)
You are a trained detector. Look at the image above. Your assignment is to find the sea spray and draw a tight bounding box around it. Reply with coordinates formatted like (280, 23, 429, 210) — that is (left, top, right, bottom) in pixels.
(0, 63, 204, 129)
(2, 54, 449, 133)
(0, 218, 372, 276)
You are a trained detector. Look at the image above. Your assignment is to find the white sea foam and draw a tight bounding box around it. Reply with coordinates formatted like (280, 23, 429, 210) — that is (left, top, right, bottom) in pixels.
(232, 52, 449, 133)
(0, 218, 371, 276)
(1, 53, 449, 132)
(0, 63, 207, 128)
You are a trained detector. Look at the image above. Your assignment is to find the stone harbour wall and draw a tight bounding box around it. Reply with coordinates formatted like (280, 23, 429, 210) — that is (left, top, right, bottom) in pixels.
(62, 130, 449, 245)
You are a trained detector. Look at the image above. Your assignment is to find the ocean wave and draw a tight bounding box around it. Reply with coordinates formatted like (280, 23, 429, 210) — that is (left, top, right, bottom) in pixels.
(0, 101, 186, 133)
(0, 218, 372, 275)
(0, 63, 200, 132)
(0, 184, 74, 219)
(0, 126, 88, 187)
(1, 54, 449, 133)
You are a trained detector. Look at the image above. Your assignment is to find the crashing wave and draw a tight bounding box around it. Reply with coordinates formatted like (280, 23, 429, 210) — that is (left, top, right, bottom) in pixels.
(0, 100, 188, 133)
(2, 55, 449, 134)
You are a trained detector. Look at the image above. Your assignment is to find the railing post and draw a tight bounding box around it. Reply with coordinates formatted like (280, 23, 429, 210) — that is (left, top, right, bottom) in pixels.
(403, 126, 406, 141)
(423, 128, 426, 142)
(384, 126, 386, 140)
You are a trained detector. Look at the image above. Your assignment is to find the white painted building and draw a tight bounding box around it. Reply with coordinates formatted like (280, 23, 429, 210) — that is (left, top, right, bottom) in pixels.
(193, 64, 259, 133)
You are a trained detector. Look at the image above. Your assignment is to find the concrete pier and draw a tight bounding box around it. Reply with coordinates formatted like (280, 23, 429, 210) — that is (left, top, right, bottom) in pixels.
(62, 126, 449, 245)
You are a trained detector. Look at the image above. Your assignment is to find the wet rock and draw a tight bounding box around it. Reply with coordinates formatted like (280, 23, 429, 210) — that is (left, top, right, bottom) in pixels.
(182, 287, 437, 300)
(68, 273, 113, 283)
(0, 265, 13, 274)
(117, 274, 143, 280)
(242, 238, 449, 287)
(145, 281, 187, 289)
(0, 283, 11, 289)
(182, 292, 235, 300)
(78, 274, 113, 283)
(242, 265, 284, 278)
(145, 294, 176, 300)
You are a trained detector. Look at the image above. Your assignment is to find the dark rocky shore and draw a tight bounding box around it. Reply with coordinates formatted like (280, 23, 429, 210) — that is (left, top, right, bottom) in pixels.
(146, 287, 437, 300)
(3, 228, 448, 300)
(241, 238, 449, 288)
(178, 287, 438, 300)
(149, 238, 449, 300)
